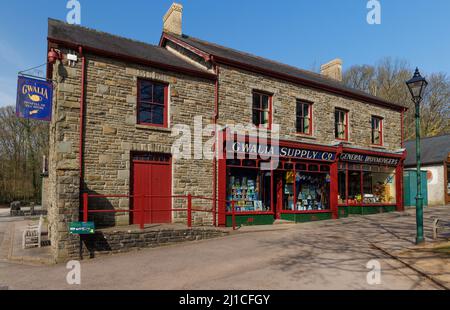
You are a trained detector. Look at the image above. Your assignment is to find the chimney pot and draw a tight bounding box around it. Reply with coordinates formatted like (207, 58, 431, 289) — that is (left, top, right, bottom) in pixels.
(163, 3, 183, 36)
(320, 59, 343, 81)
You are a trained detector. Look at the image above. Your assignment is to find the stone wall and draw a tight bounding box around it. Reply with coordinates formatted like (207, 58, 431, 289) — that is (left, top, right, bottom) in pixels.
(217, 64, 402, 151)
(81, 227, 228, 258)
(82, 54, 216, 226)
(47, 50, 85, 262)
(47, 49, 218, 261)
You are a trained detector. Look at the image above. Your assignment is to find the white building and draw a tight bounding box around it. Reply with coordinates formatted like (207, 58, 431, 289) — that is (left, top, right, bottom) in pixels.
(405, 135, 450, 206)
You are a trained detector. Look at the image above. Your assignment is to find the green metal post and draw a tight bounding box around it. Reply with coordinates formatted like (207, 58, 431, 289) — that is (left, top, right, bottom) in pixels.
(415, 101, 424, 244)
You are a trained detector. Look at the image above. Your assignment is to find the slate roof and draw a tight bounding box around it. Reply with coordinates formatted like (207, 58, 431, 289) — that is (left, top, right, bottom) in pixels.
(47, 19, 214, 78)
(405, 135, 450, 167)
(164, 33, 406, 110)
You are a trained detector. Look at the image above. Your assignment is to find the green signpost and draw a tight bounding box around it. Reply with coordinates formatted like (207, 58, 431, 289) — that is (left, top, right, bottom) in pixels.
(69, 222, 95, 235)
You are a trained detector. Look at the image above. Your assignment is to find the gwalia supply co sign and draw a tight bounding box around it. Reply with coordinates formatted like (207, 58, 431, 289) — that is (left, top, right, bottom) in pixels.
(16, 76, 53, 121)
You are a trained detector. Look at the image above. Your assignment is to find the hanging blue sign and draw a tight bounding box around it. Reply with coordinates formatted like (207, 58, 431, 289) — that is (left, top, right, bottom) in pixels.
(16, 76, 53, 121)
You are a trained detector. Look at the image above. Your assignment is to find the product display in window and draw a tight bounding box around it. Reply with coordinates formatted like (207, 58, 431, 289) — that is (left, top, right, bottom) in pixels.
(282, 171, 331, 211)
(227, 169, 271, 212)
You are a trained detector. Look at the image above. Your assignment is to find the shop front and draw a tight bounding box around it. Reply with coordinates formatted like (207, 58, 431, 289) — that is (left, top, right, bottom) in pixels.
(218, 137, 405, 227)
(218, 136, 339, 227)
(337, 150, 404, 218)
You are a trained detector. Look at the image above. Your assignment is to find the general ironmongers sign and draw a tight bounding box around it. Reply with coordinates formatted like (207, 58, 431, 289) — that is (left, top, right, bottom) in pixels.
(340, 153, 400, 166)
(227, 142, 336, 162)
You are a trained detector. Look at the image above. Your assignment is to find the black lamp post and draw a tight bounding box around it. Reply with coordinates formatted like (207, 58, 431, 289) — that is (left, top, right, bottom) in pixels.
(406, 68, 428, 245)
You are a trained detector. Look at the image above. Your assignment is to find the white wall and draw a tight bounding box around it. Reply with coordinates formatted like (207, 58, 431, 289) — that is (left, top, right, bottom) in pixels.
(425, 165, 445, 206)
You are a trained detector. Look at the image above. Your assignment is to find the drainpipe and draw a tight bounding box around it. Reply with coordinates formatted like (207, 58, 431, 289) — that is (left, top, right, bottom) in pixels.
(78, 46, 86, 192)
(211, 56, 219, 226)
(401, 107, 405, 148)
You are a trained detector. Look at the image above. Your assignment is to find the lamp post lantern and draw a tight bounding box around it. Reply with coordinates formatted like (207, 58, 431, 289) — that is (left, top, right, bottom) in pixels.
(406, 68, 428, 245)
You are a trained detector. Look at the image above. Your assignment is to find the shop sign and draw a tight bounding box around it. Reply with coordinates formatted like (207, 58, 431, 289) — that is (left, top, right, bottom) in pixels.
(228, 142, 336, 162)
(69, 222, 95, 235)
(16, 76, 53, 121)
(340, 153, 400, 166)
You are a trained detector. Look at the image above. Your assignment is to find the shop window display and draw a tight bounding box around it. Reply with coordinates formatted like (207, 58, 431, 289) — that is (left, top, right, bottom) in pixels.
(338, 163, 397, 205)
(227, 168, 271, 213)
(283, 169, 331, 212)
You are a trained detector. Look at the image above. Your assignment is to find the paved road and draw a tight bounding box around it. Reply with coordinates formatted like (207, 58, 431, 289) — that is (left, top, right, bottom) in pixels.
(0, 206, 448, 290)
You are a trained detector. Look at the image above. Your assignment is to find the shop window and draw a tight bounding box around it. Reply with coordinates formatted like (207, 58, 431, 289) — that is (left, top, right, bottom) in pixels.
(227, 168, 271, 213)
(296, 100, 312, 135)
(296, 163, 307, 171)
(348, 170, 362, 204)
(371, 116, 383, 145)
(320, 165, 330, 172)
(335, 108, 348, 140)
(137, 79, 168, 127)
(341, 163, 397, 205)
(290, 171, 331, 211)
(252, 91, 272, 129)
(308, 164, 319, 172)
(284, 163, 294, 170)
(227, 159, 241, 167)
(243, 159, 257, 167)
(363, 170, 396, 204)
(338, 167, 347, 204)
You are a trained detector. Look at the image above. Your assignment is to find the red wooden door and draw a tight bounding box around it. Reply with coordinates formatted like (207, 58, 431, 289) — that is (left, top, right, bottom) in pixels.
(132, 156, 172, 224)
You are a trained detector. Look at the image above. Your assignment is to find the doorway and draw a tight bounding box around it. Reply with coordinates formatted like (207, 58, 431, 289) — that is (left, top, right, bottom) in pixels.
(132, 153, 172, 224)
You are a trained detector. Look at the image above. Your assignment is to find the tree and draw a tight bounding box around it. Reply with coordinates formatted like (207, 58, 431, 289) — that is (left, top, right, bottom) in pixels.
(0, 105, 49, 204)
(343, 58, 450, 140)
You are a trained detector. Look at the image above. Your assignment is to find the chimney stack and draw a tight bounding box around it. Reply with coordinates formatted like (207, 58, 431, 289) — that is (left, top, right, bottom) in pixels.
(320, 59, 343, 81)
(163, 3, 183, 36)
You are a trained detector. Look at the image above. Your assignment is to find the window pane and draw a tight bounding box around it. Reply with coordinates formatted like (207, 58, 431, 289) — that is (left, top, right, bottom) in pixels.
(348, 170, 362, 203)
(153, 84, 165, 104)
(338, 169, 347, 204)
(262, 95, 269, 110)
(252, 110, 260, 126)
(253, 93, 260, 109)
(303, 103, 310, 118)
(139, 102, 164, 125)
(261, 111, 269, 125)
(140, 81, 153, 101)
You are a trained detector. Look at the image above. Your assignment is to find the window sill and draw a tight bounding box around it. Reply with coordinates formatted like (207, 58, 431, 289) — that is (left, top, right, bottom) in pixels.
(135, 124, 171, 133)
(335, 140, 353, 145)
(294, 133, 317, 140)
(370, 144, 387, 150)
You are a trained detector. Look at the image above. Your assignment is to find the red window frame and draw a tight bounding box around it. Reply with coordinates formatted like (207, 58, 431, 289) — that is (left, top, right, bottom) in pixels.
(335, 108, 349, 141)
(371, 116, 383, 146)
(296, 100, 313, 135)
(137, 79, 169, 128)
(252, 91, 272, 130)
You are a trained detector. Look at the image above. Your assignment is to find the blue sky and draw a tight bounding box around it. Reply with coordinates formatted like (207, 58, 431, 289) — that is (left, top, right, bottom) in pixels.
(1, 0, 449, 107)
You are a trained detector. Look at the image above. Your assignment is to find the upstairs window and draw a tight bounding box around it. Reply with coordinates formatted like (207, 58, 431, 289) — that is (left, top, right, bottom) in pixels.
(296, 100, 312, 135)
(252, 91, 272, 129)
(335, 108, 348, 140)
(371, 116, 383, 145)
(137, 79, 168, 127)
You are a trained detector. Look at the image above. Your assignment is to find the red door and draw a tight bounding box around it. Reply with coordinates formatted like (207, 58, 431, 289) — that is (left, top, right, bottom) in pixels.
(132, 154, 172, 224)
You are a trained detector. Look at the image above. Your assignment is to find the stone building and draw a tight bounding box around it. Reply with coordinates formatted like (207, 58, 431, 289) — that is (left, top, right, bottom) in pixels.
(45, 3, 407, 261)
